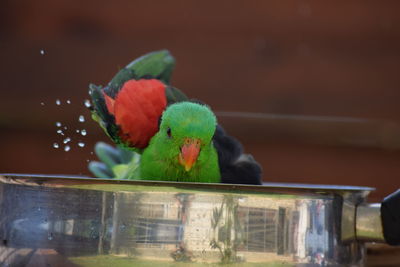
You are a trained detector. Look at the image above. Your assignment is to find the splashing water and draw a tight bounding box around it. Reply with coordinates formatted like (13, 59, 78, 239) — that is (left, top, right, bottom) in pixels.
(51, 101, 90, 152)
(84, 99, 91, 108)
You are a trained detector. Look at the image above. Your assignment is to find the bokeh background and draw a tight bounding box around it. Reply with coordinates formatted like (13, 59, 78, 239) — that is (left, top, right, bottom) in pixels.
(1, 0, 400, 202)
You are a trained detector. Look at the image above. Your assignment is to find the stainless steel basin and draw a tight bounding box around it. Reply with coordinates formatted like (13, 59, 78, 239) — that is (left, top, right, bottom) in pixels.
(0, 174, 390, 266)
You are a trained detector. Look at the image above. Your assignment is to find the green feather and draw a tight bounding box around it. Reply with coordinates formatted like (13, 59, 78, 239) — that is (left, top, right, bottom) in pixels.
(88, 51, 216, 181)
(89, 50, 177, 151)
(89, 102, 221, 182)
(140, 102, 221, 183)
(106, 50, 175, 98)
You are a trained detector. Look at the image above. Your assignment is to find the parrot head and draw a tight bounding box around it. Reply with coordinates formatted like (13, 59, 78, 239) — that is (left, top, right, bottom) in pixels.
(155, 102, 217, 172)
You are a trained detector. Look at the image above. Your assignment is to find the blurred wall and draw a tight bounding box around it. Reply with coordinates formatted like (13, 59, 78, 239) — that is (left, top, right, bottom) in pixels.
(1, 0, 400, 201)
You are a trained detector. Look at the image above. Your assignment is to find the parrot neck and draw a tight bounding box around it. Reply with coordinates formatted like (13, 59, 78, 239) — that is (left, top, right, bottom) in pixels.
(140, 137, 220, 183)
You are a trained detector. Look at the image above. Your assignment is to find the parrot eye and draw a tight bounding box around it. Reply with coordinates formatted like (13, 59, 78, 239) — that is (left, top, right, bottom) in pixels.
(166, 127, 172, 138)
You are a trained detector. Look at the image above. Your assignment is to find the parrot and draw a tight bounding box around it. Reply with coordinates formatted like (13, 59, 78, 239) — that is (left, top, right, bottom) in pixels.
(88, 50, 262, 184)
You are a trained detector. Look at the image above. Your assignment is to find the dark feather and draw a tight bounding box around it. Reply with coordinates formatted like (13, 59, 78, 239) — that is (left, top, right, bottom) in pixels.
(190, 99, 262, 185)
(213, 125, 263, 185)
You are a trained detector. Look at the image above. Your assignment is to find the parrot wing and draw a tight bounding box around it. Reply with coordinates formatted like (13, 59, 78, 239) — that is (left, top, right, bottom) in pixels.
(213, 125, 263, 185)
(89, 50, 187, 151)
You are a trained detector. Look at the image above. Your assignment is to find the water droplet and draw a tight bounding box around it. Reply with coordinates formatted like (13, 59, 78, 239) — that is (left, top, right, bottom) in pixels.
(56, 99, 61, 105)
(84, 99, 91, 108)
(66, 100, 71, 104)
(53, 143, 59, 149)
(79, 115, 85, 122)
(38, 206, 41, 211)
(76, 129, 80, 133)
(55, 122, 62, 127)
(86, 159, 90, 162)
(81, 129, 87, 136)
(40, 49, 45, 55)
(57, 129, 63, 135)
(90, 152, 94, 155)
(78, 142, 85, 147)
(64, 145, 71, 152)
(48, 233, 53, 240)
(64, 126, 68, 130)
(63, 137, 71, 144)
(40, 102, 45, 106)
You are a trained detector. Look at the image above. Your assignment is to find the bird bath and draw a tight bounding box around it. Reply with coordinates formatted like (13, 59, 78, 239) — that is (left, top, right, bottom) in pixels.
(1, 173, 385, 266)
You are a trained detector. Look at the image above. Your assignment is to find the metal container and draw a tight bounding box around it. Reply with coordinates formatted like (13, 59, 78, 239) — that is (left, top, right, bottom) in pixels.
(0, 174, 399, 266)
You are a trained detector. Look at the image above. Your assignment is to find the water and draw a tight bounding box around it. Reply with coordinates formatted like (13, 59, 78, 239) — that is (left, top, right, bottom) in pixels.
(40, 49, 45, 55)
(40, 102, 45, 106)
(51, 100, 90, 153)
(84, 99, 91, 108)
(50, 96, 91, 151)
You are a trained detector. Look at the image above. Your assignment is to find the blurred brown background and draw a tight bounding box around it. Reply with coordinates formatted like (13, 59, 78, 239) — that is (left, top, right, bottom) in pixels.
(1, 0, 400, 202)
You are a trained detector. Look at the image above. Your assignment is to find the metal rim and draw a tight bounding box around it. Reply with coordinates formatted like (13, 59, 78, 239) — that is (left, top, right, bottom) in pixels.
(0, 173, 374, 193)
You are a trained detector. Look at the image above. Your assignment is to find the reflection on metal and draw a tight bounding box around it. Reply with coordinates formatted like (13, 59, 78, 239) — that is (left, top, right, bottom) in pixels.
(0, 174, 382, 266)
(210, 195, 243, 263)
(356, 203, 384, 242)
(341, 201, 356, 242)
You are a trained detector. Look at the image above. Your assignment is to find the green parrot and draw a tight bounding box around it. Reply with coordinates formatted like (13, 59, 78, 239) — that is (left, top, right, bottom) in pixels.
(88, 50, 262, 184)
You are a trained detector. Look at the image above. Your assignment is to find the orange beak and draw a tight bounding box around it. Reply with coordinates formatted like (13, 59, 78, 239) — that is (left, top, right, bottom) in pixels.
(178, 138, 201, 172)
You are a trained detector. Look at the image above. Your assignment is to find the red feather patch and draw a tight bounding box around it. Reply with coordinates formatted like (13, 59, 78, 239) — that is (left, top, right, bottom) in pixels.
(104, 79, 167, 148)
